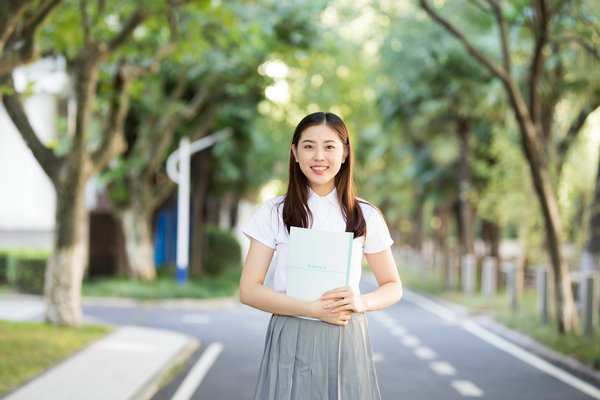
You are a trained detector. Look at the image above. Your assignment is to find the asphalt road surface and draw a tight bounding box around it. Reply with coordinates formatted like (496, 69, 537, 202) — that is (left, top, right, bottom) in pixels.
(83, 278, 600, 400)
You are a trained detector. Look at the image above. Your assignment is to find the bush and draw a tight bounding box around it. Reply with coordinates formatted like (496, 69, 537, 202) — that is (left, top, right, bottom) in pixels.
(3, 249, 49, 294)
(0, 252, 8, 284)
(205, 224, 242, 276)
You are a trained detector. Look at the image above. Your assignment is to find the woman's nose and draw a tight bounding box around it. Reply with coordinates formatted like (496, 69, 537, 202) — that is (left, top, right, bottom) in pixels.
(313, 148, 324, 160)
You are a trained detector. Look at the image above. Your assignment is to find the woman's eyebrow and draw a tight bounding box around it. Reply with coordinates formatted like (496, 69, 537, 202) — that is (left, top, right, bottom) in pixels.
(301, 139, 337, 143)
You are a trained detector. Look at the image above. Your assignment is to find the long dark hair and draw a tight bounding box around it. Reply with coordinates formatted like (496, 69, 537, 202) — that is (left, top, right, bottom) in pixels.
(282, 112, 366, 238)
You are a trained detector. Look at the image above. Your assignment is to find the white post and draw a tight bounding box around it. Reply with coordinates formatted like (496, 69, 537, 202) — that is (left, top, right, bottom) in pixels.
(536, 265, 549, 325)
(166, 128, 232, 285)
(462, 253, 475, 295)
(447, 255, 458, 290)
(583, 272, 598, 339)
(504, 261, 517, 311)
(482, 256, 497, 300)
(176, 137, 191, 284)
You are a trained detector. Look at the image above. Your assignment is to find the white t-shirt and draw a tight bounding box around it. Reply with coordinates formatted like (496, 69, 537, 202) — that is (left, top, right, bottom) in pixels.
(242, 187, 394, 295)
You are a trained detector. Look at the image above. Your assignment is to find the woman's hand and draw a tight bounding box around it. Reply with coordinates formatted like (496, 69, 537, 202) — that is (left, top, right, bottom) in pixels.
(320, 286, 367, 314)
(307, 299, 352, 325)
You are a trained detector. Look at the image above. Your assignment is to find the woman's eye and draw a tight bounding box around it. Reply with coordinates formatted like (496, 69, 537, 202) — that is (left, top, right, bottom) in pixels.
(326, 145, 335, 150)
(304, 145, 313, 149)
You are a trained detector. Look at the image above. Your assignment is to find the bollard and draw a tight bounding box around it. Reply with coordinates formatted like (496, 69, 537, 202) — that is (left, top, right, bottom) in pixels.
(482, 256, 497, 300)
(462, 254, 476, 296)
(418, 253, 427, 283)
(504, 261, 517, 311)
(536, 266, 549, 325)
(583, 272, 598, 339)
(447, 256, 457, 290)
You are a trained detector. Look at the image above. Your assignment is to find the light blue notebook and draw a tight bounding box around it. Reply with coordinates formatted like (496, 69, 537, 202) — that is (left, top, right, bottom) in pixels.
(287, 226, 353, 302)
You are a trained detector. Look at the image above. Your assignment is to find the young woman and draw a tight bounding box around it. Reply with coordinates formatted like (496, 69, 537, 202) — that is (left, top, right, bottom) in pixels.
(240, 112, 402, 400)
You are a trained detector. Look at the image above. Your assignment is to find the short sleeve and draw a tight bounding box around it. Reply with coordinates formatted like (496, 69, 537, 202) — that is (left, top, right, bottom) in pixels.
(242, 198, 281, 249)
(363, 206, 394, 254)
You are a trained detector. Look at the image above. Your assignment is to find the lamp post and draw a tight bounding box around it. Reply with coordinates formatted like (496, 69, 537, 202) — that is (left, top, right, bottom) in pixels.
(166, 128, 232, 284)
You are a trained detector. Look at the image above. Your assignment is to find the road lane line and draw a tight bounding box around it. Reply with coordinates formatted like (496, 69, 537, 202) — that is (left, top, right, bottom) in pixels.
(414, 346, 436, 360)
(181, 314, 211, 324)
(373, 352, 385, 363)
(451, 380, 484, 397)
(401, 335, 420, 347)
(462, 321, 600, 400)
(171, 342, 224, 400)
(406, 289, 600, 400)
(430, 361, 457, 376)
(390, 326, 407, 336)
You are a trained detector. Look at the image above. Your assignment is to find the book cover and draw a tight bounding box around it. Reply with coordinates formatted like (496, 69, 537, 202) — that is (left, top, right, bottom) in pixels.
(286, 226, 353, 301)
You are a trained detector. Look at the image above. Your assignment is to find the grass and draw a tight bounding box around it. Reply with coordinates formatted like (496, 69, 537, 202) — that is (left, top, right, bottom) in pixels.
(0, 320, 111, 396)
(82, 267, 242, 300)
(398, 265, 600, 371)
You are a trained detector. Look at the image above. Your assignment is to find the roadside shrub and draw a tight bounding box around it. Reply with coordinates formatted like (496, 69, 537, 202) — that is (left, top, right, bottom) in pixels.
(205, 224, 241, 276)
(0, 251, 8, 284)
(5, 249, 49, 294)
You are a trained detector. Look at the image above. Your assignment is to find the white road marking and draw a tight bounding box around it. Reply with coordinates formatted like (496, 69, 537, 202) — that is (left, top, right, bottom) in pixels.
(414, 346, 436, 360)
(430, 361, 457, 376)
(401, 335, 420, 347)
(451, 380, 484, 397)
(462, 320, 600, 400)
(171, 342, 224, 400)
(406, 289, 600, 400)
(181, 314, 212, 324)
(390, 326, 407, 336)
(372, 312, 396, 328)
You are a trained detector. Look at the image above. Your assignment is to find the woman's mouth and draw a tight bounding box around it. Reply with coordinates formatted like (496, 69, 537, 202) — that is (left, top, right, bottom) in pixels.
(311, 166, 328, 175)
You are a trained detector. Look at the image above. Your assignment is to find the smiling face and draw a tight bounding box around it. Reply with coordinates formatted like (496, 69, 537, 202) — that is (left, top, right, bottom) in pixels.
(291, 124, 348, 196)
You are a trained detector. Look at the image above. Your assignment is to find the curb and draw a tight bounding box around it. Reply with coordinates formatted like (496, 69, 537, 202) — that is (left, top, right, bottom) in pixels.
(82, 295, 239, 310)
(135, 334, 200, 400)
(2, 326, 200, 400)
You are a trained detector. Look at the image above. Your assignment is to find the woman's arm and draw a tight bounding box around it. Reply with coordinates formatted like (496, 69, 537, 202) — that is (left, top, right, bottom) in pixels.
(239, 238, 352, 325)
(321, 247, 402, 313)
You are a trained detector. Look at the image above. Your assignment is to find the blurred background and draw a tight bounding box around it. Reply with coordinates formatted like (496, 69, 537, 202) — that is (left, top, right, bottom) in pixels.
(1, 0, 599, 398)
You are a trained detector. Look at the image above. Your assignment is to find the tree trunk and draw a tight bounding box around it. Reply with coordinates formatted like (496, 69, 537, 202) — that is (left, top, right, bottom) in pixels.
(481, 219, 501, 285)
(44, 185, 88, 327)
(409, 205, 424, 251)
(505, 80, 578, 333)
(516, 223, 527, 299)
(229, 194, 240, 230)
(190, 151, 211, 277)
(118, 206, 156, 280)
(579, 144, 600, 308)
(434, 205, 451, 284)
(456, 117, 475, 256)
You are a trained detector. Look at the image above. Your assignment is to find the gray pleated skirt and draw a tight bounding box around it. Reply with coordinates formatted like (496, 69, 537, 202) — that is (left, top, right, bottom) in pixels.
(253, 313, 381, 400)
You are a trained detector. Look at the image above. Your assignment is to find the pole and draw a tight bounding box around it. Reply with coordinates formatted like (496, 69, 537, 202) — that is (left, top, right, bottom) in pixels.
(176, 137, 191, 285)
(167, 128, 232, 285)
(536, 265, 549, 325)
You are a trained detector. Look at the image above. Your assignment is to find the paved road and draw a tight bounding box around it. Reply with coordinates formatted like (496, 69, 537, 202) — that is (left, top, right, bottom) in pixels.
(83, 280, 600, 400)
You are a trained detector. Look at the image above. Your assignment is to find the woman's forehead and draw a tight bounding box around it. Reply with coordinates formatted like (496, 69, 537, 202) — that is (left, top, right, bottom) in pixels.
(299, 125, 342, 142)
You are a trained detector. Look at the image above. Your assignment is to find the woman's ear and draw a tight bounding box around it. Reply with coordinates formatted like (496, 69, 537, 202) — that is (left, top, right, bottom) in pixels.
(342, 145, 349, 163)
(291, 145, 299, 163)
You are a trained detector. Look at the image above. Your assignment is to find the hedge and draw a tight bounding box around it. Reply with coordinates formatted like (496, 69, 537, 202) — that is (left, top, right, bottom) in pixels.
(205, 225, 242, 276)
(0, 249, 49, 294)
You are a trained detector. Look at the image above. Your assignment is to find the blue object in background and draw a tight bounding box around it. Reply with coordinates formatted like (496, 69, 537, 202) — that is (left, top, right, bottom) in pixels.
(154, 200, 177, 268)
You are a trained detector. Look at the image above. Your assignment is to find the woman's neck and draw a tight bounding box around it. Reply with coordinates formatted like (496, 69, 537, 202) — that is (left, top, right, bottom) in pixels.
(309, 183, 335, 197)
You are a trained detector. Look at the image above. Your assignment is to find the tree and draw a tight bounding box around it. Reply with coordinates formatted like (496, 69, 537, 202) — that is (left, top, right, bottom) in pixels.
(0, 0, 64, 78)
(100, 0, 329, 279)
(1, 0, 178, 326)
(418, 0, 600, 333)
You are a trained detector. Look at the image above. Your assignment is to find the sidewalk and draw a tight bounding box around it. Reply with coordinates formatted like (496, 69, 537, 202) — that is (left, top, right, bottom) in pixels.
(0, 296, 199, 400)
